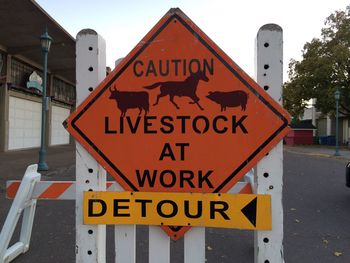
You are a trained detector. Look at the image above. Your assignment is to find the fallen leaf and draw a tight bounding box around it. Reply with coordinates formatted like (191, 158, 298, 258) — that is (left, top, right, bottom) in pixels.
(322, 239, 329, 245)
(207, 246, 213, 251)
(334, 251, 342, 257)
(295, 219, 300, 223)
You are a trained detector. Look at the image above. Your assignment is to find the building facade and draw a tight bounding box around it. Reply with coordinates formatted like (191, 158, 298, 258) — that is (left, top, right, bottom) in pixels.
(0, 0, 76, 151)
(302, 106, 349, 145)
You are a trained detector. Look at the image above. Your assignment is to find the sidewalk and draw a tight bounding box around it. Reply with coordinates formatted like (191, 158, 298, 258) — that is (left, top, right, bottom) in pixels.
(285, 144, 350, 161)
(0, 144, 75, 192)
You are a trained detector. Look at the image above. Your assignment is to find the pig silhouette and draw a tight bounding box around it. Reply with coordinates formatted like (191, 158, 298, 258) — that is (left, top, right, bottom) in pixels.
(206, 90, 248, 111)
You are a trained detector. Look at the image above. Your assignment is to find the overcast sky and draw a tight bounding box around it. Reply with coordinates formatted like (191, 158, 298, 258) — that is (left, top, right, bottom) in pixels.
(37, 0, 349, 82)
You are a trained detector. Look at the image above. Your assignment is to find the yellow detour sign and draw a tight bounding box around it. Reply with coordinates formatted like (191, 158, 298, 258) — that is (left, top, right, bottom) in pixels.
(84, 192, 271, 230)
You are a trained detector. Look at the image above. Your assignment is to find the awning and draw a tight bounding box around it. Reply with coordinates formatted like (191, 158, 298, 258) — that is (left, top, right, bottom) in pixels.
(0, 0, 75, 84)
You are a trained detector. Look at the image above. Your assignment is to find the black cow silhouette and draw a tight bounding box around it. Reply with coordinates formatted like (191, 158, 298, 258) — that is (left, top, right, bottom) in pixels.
(206, 90, 249, 111)
(144, 71, 209, 110)
(109, 85, 149, 117)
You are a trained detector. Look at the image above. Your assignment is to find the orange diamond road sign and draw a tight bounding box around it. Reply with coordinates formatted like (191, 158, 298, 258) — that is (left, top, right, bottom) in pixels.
(65, 8, 290, 239)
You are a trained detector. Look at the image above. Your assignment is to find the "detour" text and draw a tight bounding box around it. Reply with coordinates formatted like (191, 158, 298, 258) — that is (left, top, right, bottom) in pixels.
(83, 191, 272, 230)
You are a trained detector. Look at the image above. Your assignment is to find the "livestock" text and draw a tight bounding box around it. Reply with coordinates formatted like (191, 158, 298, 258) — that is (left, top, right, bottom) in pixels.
(104, 115, 248, 135)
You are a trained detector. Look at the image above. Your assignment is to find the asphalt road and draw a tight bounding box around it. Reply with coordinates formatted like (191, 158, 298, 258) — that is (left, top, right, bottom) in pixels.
(0, 146, 349, 262)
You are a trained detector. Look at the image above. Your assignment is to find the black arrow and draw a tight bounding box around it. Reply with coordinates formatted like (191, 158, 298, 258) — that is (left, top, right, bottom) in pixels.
(241, 197, 257, 227)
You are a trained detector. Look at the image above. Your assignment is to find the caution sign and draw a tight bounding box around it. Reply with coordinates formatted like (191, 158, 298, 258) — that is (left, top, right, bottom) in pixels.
(65, 8, 290, 239)
(84, 192, 271, 230)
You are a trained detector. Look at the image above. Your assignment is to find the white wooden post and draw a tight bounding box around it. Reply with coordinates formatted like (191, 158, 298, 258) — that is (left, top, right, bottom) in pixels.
(149, 226, 170, 263)
(184, 227, 205, 263)
(255, 24, 284, 263)
(76, 29, 107, 263)
(115, 224, 136, 263)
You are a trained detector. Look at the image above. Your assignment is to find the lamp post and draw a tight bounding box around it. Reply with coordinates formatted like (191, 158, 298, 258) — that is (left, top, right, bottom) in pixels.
(334, 89, 340, 156)
(38, 29, 52, 171)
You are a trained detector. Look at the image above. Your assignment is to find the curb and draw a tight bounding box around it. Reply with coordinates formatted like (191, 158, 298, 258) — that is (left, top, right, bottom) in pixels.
(284, 148, 350, 161)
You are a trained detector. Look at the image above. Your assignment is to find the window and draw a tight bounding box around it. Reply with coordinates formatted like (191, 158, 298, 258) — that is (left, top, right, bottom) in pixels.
(52, 77, 75, 104)
(11, 58, 43, 87)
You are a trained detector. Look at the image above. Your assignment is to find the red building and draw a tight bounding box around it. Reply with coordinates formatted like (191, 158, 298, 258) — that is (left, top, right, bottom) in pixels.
(285, 120, 316, 145)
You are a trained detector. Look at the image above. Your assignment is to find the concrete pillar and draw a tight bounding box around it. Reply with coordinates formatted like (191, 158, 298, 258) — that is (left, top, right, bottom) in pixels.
(46, 74, 54, 147)
(326, 116, 332, 136)
(343, 119, 348, 144)
(311, 99, 316, 136)
(0, 54, 11, 151)
(0, 83, 6, 151)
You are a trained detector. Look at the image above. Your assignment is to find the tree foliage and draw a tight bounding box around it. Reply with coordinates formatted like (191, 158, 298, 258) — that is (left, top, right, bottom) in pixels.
(283, 6, 350, 118)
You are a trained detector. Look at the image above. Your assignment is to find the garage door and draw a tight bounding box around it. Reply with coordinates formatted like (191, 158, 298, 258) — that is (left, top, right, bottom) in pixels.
(8, 96, 41, 150)
(51, 105, 70, 145)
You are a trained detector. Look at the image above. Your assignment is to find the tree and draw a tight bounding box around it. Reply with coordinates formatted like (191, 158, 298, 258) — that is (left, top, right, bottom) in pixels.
(283, 6, 350, 118)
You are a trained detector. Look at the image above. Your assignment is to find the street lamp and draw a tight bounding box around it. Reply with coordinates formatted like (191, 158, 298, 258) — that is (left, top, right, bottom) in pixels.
(334, 88, 340, 156)
(38, 29, 52, 171)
